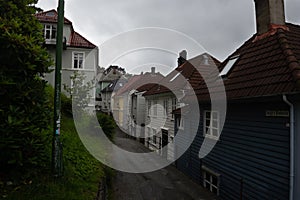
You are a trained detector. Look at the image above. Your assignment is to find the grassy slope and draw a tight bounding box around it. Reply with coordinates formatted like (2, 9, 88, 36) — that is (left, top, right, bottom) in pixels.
(3, 115, 105, 200)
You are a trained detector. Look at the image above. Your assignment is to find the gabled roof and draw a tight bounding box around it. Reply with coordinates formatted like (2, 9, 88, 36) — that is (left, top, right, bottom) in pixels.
(35, 9, 96, 49)
(100, 66, 125, 82)
(194, 23, 300, 101)
(115, 72, 164, 96)
(143, 53, 220, 96)
(35, 9, 72, 25)
(101, 78, 127, 93)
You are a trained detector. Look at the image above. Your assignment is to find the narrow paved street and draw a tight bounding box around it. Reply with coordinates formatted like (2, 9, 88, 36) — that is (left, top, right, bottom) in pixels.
(111, 128, 216, 200)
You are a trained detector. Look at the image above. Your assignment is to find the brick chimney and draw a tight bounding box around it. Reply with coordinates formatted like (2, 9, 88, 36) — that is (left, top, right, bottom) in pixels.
(178, 50, 187, 66)
(254, 0, 286, 35)
(151, 67, 155, 74)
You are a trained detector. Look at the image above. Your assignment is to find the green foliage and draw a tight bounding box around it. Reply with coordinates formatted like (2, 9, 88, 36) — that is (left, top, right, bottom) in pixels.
(61, 115, 103, 178)
(96, 112, 116, 140)
(0, 0, 52, 181)
(1, 114, 106, 200)
(61, 92, 72, 116)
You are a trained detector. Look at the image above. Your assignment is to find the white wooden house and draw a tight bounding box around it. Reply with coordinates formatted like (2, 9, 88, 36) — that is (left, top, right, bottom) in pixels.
(35, 9, 98, 109)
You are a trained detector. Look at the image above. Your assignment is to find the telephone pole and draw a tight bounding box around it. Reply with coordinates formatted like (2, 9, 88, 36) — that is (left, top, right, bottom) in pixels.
(52, 0, 64, 177)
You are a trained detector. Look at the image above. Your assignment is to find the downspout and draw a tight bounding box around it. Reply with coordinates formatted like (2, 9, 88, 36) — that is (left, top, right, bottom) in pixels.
(283, 95, 295, 200)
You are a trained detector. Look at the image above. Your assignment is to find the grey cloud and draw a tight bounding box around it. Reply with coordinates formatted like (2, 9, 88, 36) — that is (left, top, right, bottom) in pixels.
(37, 0, 299, 69)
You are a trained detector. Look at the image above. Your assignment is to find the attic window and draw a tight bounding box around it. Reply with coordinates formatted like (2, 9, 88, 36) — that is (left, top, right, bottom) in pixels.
(45, 12, 55, 17)
(219, 55, 239, 77)
(170, 73, 180, 82)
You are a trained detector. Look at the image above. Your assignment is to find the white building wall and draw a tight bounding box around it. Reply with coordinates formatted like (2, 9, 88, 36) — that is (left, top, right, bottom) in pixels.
(144, 93, 176, 161)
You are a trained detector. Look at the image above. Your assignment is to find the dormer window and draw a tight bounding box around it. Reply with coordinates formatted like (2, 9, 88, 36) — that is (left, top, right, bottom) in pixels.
(44, 24, 57, 40)
(45, 11, 55, 17)
(219, 55, 239, 77)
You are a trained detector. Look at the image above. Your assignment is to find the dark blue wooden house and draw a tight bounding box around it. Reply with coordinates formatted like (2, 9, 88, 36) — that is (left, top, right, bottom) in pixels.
(175, 0, 300, 199)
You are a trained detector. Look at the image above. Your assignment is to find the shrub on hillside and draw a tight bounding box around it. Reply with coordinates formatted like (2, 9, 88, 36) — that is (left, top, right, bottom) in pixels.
(0, 0, 52, 181)
(96, 112, 116, 140)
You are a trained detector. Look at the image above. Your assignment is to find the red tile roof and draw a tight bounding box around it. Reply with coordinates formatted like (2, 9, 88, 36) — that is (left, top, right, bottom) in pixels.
(69, 31, 96, 49)
(35, 9, 96, 49)
(193, 23, 300, 102)
(35, 9, 72, 25)
(114, 72, 164, 96)
(143, 53, 220, 96)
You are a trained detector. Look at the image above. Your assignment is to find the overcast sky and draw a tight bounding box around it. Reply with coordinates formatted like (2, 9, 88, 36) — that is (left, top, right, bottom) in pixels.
(36, 0, 300, 74)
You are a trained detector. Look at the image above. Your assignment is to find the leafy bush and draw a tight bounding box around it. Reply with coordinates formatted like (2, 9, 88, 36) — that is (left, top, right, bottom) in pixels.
(96, 112, 116, 140)
(0, 0, 52, 181)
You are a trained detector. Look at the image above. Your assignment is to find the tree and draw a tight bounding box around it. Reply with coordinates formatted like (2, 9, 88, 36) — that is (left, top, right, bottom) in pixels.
(0, 0, 52, 179)
(63, 71, 95, 109)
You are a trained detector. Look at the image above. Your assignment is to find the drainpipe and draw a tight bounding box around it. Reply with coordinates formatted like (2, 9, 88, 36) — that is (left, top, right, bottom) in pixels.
(283, 95, 294, 200)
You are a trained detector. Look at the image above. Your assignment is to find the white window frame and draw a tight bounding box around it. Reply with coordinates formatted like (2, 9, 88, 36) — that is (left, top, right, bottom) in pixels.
(202, 166, 220, 195)
(171, 98, 177, 119)
(219, 55, 239, 77)
(152, 129, 157, 145)
(44, 24, 57, 40)
(147, 127, 151, 137)
(72, 52, 85, 69)
(153, 100, 158, 116)
(163, 99, 169, 117)
(147, 100, 152, 116)
(203, 110, 220, 140)
(177, 117, 184, 130)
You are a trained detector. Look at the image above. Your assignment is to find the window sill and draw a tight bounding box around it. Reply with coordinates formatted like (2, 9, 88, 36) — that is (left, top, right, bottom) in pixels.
(204, 135, 220, 141)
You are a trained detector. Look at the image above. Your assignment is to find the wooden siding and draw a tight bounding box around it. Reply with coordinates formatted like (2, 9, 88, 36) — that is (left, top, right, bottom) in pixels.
(176, 101, 290, 200)
(144, 93, 176, 160)
(294, 101, 300, 200)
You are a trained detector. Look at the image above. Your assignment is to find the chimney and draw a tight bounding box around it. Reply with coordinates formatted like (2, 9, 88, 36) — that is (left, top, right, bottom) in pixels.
(254, 0, 286, 35)
(202, 54, 209, 65)
(178, 50, 187, 66)
(151, 67, 155, 74)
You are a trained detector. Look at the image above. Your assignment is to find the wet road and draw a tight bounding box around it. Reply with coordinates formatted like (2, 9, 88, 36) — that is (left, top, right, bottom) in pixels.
(111, 128, 216, 200)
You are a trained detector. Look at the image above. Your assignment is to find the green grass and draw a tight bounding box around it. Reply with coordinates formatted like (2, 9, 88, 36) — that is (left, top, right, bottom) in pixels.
(2, 115, 106, 200)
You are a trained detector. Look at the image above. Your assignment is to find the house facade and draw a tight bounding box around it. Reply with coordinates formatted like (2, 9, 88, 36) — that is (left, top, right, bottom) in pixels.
(112, 68, 164, 137)
(143, 53, 220, 161)
(97, 65, 126, 113)
(175, 1, 300, 199)
(35, 10, 98, 108)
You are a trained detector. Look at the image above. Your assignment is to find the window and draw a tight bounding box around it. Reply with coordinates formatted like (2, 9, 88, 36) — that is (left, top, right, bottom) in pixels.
(177, 117, 184, 130)
(152, 128, 157, 145)
(73, 52, 85, 69)
(163, 99, 169, 117)
(202, 167, 219, 195)
(45, 11, 55, 17)
(147, 127, 151, 137)
(147, 101, 152, 115)
(158, 136, 162, 149)
(153, 100, 158, 116)
(171, 98, 177, 119)
(153, 135, 157, 145)
(44, 24, 56, 40)
(219, 55, 239, 77)
(204, 110, 219, 139)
